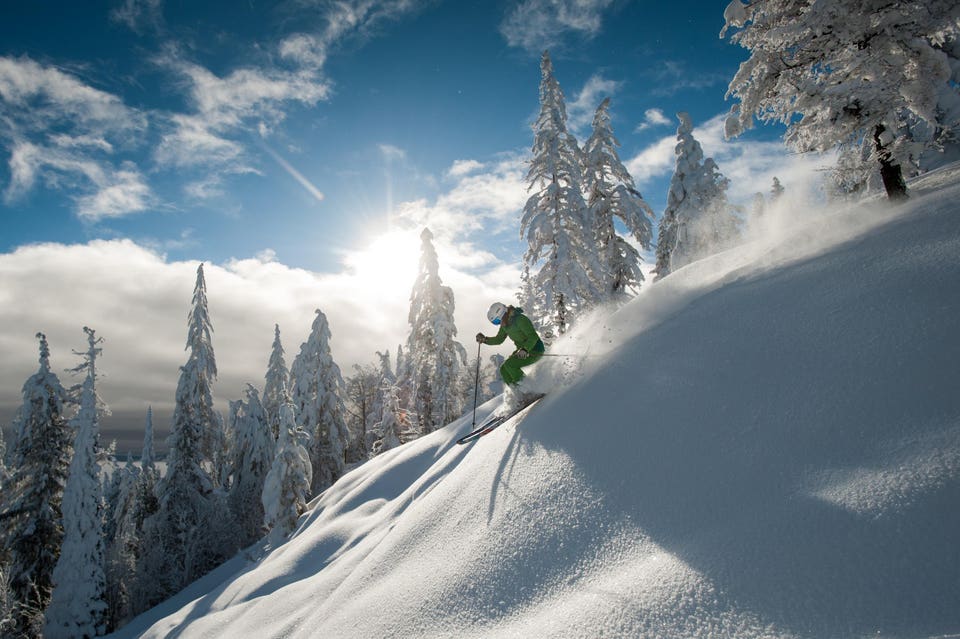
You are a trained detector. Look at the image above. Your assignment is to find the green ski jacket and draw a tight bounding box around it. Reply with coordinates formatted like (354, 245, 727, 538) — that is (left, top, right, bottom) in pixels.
(482, 307, 544, 354)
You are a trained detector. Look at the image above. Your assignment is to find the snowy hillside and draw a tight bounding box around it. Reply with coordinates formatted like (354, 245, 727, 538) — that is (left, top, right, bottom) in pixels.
(113, 165, 960, 639)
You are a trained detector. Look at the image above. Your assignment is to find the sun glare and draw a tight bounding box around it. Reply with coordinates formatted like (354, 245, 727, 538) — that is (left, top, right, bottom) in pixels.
(346, 230, 421, 301)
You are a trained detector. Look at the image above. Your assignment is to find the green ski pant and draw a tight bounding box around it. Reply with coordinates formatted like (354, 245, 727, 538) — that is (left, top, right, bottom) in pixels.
(500, 350, 543, 385)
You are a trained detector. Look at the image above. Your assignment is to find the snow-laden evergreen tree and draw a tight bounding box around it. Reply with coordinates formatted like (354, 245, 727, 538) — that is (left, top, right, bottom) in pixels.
(263, 324, 289, 441)
(827, 142, 883, 201)
(371, 350, 394, 436)
(0, 564, 12, 639)
(108, 410, 156, 628)
(521, 51, 601, 335)
(290, 309, 348, 497)
(2, 333, 71, 639)
(229, 385, 274, 547)
(136, 264, 236, 610)
(770, 177, 784, 202)
(371, 381, 403, 457)
(0, 426, 7, 487)
(654, 113, 741, 278)
(262, 389, 312, 544)
(45, 328, 108, 639)
(583, 97, 656, 301)
(103, 457, 138, 632)
(394, 343, 413, 420)
(175, 263, 223, 467)
(722, 0, 960, 200)
(344, 363, 377, 463)
(400, 228, 468, 434)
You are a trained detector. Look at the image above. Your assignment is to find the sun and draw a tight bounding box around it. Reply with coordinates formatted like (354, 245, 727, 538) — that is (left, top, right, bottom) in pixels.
(344, 229, 422, 301)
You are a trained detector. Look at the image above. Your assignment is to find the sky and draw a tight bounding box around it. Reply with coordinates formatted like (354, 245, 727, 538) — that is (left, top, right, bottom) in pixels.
(0, 0, 832, 451)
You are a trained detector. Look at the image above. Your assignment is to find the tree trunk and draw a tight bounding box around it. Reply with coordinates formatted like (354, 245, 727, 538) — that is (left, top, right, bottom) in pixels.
(873, 124, 908, 201)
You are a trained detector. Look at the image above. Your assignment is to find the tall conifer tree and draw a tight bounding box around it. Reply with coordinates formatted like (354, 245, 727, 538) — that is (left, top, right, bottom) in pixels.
(290, 310, 348, 496)
(138, 264, 234, 608)
(45, 328, 108, 639)
(521, 51, 600, 335)
(229, 385, 274, 546)
(262, 389, 312, 544)
(263, 324, 289, 440)
(2, 334, 71, 638)
(654, 113, 740, 278)
(584, 97, 655, 301)
(400, 228, 467, 434)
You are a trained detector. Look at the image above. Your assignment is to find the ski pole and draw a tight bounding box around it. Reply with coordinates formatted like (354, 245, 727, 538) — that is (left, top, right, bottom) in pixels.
(539, 353, 598, 358)
(471, 341, 482, 426)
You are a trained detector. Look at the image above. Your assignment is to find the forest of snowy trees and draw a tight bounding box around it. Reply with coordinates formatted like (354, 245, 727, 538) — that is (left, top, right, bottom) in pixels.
(1, 1, 958, 636)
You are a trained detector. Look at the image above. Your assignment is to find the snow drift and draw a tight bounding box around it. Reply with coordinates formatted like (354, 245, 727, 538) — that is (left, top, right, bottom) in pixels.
(114, 165, 960, 638)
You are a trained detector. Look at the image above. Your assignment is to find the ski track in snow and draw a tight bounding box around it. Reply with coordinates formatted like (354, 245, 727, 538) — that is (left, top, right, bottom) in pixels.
(110, 163, 960, 639)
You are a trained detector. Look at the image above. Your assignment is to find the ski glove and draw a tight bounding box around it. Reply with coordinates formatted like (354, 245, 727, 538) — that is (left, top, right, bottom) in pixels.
(516, 349, 528, 359)
(476, 333, 486, 344)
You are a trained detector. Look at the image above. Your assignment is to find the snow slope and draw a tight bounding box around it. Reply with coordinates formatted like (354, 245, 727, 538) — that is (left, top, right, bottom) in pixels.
(113, 165, 960, 638)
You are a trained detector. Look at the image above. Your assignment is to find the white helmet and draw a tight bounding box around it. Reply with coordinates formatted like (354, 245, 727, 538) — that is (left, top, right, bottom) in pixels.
(487, 302, 508, 325)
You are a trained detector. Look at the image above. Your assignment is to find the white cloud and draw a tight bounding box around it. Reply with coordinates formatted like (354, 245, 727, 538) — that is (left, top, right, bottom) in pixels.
(379, 144, 407, 161)
(625, 133, 677, 185)
(279, 34, 328, 71)
(0, 234, 516, 442)
(0, 56, 153, 219)
(567, 74, 622, 134)
(75, 166, 153, 220)
(447, 159, 484, 178)
(501, 0, 615, 53)
(110, 0, 164, 34)
(4, 141, 153, 220)
(393, 153, 529, 239)
(0, 56, 144, 133)
(635, 108, 671, 132)
(150, 47, 331, 197)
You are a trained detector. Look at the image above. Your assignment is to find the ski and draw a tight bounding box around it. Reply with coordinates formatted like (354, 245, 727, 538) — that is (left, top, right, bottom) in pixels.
(456, 393, 546, 445)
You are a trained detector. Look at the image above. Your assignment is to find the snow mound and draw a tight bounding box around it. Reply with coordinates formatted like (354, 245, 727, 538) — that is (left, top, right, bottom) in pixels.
(115, 164, 960, 638)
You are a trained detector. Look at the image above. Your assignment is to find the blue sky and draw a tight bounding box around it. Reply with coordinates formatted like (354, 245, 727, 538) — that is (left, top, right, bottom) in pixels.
(0, 0, 831, 446)
(0, 0, 770, 267)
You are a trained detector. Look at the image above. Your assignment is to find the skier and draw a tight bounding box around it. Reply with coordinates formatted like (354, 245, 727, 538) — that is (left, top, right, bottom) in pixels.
(476, 302, 545, 408)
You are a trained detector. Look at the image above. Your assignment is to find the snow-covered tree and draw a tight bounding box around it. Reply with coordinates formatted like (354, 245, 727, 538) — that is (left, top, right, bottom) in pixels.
(45, 328, 108, 639)
(176, 263, 222, 466)
(371, 382, 403, 457)
(400, 228, 468, 434)
(344, 363, 378, 463)
(827, 142, 883, 201)
(262, 390, 312, 544)
(521, 51, 601, 335)
(722, 0, 960, 200)
(108, 410, 157, 626)
(263, 324, 289, 441)
(229, 385, 274, 546)
(584, 97, 656, 301)
(102, 458, 137, 632)
(137, 264, 235, 609)
(2, 333, 72, 638)
(770, 176, 784, 202)
(654, 113, 741, 278)
(290, 309, 348, 497)
(0, 426, 7, 488)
